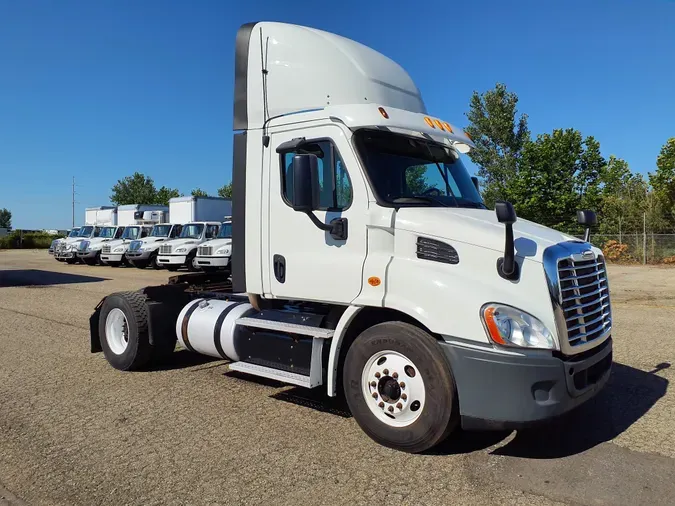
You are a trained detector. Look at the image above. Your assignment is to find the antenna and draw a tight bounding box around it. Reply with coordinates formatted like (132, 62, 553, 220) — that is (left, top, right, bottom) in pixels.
(71, 176, 81, 228)
(260, 27, 271, 147)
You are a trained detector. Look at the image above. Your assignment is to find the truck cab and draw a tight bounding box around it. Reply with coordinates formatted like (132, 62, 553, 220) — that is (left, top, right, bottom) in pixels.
(55, 225, 101, 263)
(77, 226, 126, 265)
(195, 220, 232, 272)
(100, 225, 153, 267)
(50, 228, 80, 256)
(125, 223, 183, 269)
(157, 222, 220, 271)
(90, 21, 613, 454)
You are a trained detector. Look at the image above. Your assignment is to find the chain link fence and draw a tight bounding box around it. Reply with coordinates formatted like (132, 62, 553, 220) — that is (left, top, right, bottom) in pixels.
(572, 233, 675, 264)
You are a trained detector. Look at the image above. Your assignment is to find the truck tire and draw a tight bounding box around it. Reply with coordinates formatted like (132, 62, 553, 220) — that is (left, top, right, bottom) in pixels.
(186, 251, 199, 272)
(132, 259, 149, 269)
(99, 291, 152, 371)
(342, 322, 459, 453)
(149, 252, 162, 270)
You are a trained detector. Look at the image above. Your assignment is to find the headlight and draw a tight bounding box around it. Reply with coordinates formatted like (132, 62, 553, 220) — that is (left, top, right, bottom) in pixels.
(481, 304, 555, 350)
(216, 247, 231, 255)
(175, 247, 187, 253)
(113, 247, 125, 253)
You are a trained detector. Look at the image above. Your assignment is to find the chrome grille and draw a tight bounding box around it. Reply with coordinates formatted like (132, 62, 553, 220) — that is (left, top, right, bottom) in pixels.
(159, 244, 172, 255)
(198, 246, 212, 256)
(557, 255, 611, 347)
(128, 240, 142, 252)
(102, 245, 112, 254)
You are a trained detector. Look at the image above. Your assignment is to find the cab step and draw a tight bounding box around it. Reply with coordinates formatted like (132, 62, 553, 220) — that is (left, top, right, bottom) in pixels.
(235, 317, 334, 339)
(228, 361, 313, 388)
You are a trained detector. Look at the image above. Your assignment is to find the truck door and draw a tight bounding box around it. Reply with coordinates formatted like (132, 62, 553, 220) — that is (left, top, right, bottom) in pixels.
(265, 125, 367, 303)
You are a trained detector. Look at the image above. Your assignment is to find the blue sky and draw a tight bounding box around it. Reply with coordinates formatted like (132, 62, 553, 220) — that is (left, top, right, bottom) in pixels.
(1, 0, 674, 229)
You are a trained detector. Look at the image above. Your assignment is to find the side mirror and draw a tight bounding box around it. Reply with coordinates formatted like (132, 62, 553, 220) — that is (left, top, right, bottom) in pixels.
(471, 176, 480, 193)
(494, 201, 519, 280)
(577, 210, 597, 242)
(290, 154, 319, 212)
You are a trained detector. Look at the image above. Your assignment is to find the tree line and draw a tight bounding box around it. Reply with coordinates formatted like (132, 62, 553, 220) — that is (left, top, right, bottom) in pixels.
(109, 172, 232, 206)
(465, 83, 675, 235)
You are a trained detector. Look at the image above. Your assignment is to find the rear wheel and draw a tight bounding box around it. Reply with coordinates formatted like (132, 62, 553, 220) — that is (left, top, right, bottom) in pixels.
(99, 291, 152, 371)
(186, 251, 199, 272)
(343, 322, 458, 453)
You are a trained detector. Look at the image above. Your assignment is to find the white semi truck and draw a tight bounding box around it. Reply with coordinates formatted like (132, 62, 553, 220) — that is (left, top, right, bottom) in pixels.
(156, 221, 221, 271)
(76, 225, 126, 265)
(125, 223, 184, 269)
(195, 219, 232, 272)
(89, 22, 613, 453)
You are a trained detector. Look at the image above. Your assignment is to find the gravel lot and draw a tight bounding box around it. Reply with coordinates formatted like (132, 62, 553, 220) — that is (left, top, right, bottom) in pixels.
(1, 250, 674, 506)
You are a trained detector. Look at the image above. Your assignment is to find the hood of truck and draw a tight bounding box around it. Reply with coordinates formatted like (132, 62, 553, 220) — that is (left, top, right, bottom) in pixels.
(139, 236, 168, 245)
(394, 208, 580, 263)
(200, 238, 232, 250)
(161, 238, 201, 250)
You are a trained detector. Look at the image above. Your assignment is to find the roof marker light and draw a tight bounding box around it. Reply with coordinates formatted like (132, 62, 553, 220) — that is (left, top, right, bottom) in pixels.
(443, 122, 454, 133)
(424, 117, 435, 128)
(434, 119, 445, 131)
(378, 107, 389, 119)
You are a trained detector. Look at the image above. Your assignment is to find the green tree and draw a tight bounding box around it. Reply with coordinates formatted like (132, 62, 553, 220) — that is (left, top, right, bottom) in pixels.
(217, 183, 233, 199)
(110, 172, 158, 205)
(405, 165, 428, 194)
(649, 137, 675, 229)
(155, 186, 181, 205)
(464, 83, 530, 207)
(0, 208, 11, 228)
(191, 188, 209, 197)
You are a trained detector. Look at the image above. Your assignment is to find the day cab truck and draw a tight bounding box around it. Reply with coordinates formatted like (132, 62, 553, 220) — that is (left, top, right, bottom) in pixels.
(55, 225, 102, 263)
(77, 225, 126, 265)
(125, 223, 184, 269)
(50, 228, 80, 256)
(195, 219, 232, 272)
(89, 21, 613, 453)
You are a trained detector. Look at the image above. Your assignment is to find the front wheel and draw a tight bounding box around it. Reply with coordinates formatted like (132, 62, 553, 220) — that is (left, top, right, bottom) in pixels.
(149, 252, 162, 270)
(186, 251, 199, 272)
(343, 322, 459, 453)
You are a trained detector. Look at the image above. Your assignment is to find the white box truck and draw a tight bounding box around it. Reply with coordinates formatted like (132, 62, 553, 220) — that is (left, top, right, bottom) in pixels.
(50, 228, 80, 256)
(89, 22, 613, 453)
(85, 206, 118, 226)
(168, 196, 232, 224)
(195, 219, 232, 272)
(76, 225, 126, 265)
(116, 204, 169, 226)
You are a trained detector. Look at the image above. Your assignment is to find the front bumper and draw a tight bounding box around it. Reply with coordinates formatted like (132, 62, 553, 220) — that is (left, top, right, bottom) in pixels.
(101, 253, 125, 263)
(157, 255, 187, 265)
(55, 250, 77, 259)
(126, 250, 153, 260)
(195, 256, 229, 267)
(77, 250, 100, 259)
(440, 337, 612, 430)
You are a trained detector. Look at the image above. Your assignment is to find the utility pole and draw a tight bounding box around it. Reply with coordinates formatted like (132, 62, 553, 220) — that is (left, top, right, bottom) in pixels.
(72, 176, 76, 228)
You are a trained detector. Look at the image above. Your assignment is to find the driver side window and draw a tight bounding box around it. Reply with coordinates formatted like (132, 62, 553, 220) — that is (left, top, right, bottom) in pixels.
(280, 139, 353, 211)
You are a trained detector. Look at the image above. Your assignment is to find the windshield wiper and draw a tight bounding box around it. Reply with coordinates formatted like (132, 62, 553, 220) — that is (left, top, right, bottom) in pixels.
(392, 196, 450, 207)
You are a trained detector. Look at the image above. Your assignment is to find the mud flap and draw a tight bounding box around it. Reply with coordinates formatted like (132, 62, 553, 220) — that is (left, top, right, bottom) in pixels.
(89, 298, 105, 353)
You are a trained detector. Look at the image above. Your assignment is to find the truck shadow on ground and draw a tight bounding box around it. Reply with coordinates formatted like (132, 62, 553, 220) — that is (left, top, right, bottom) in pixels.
(0, 269, 109, 287)
(434, 361, 670, 458)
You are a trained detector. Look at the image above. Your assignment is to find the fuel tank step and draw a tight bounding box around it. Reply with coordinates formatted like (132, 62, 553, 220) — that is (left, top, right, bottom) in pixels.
(228, 361, 312, 388)
(235, 317, 334, 339)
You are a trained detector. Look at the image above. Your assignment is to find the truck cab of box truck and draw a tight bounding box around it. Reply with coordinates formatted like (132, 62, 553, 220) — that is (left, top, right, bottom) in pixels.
(55, 225, 102, 263)
(77, 226, 126, 265)
(91, 22, 613, 453)
(195, 220, 232, 272)
(157, 222, 221, 271)
(125, 223, 183, 269)
(50, 228, 80, 256)
(100, 225, 153, 266)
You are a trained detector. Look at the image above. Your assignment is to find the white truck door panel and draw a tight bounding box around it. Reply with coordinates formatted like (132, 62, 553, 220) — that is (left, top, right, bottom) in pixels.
(265, 124, 367, 303)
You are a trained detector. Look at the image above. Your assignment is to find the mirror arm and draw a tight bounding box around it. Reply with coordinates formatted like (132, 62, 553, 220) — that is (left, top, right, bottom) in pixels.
(303, 211, 348, 241)
(497, 223, 519, 280)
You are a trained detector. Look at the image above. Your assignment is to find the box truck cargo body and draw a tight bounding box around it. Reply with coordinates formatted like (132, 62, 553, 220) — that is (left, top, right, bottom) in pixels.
(169, 196, 232, 224)
(116, 205, 169, 226)
(85, 207, 117, 226)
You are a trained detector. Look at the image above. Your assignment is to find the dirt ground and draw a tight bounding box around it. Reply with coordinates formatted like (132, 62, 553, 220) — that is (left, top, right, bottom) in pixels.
(0, 250, 674, 506)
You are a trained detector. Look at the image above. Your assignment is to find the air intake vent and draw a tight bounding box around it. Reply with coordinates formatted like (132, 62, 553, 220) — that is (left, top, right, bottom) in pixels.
(416, 237, 459, 264)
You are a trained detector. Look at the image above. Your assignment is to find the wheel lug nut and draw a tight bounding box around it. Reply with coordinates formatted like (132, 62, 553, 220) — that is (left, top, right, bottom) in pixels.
(400, 382, 406, 388)
(371, 392, 378, 399)
(375, 372, 381, 378)
(383, 369, 389, 375)
(392, 372, 398, 379)
(388, 406, 394, 413)
(378, 402, 384, 408)
(401, 393, 407, 400)
(396, 402, 403, 409)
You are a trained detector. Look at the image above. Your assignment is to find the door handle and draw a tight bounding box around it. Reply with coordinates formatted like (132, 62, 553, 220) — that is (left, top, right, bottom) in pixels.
(273, 254, 286, 283)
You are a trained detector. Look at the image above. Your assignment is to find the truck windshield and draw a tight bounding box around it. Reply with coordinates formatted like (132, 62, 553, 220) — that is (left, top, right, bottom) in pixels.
(217, 223, 232, 239)
(150, 225, 171, 237)
(68, 230, 80, 238)
(353, 129, 486, 209)
(79, 226, 97, 237)
(180, 224, 204, 239)
(121, 227, 140, 239)
(98, 227, 116, 239)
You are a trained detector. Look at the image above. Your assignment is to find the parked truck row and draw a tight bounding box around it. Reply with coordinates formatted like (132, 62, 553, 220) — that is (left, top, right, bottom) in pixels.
(51, 197, 233, 272)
